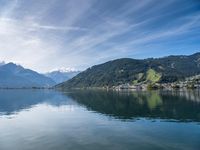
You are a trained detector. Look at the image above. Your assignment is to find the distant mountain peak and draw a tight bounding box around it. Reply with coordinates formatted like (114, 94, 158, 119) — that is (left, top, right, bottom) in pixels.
(5, 62, 22, 67)
(1, 62, 24, 73)
(0, 61, 5, 66)
(49, 67, 80, 73)
(45, 69, 81, 84)
(0, 62, 55, 88)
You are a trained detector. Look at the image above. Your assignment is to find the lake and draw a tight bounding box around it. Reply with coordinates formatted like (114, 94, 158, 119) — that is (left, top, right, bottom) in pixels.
(0, 89, 200, 150)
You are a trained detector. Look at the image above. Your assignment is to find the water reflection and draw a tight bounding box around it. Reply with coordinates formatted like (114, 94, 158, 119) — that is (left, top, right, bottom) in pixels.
(0, 89, 75, 116)
(65, 90, 200, 122)
(0, 89, 200, 122)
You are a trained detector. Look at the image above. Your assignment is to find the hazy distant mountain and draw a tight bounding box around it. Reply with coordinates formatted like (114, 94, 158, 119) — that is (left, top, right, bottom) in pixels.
(45, 69, 80, 84)
(0, 61, 5, 66)
(56, 52, 200, 89)
(0, 63, 55, 88)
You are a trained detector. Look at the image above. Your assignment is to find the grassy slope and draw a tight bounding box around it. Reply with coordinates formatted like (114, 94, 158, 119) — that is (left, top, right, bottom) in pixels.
(146, 69, 161, 83)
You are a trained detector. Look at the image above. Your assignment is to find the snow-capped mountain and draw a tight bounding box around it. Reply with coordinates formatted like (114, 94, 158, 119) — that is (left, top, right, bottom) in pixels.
(45, 69, 81, 84)
(0, 62, 56, 88)
(53, 67, 78, 72)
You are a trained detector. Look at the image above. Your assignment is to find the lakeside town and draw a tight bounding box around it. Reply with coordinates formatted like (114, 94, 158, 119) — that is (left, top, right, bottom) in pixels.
(113, 75, 200, 91)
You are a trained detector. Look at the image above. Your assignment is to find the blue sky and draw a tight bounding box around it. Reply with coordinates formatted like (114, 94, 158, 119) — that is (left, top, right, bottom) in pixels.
(0, 0, 199, 72)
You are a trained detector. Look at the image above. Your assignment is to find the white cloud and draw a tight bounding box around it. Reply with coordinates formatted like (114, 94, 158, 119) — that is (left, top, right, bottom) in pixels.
(0, 0, 199, 72)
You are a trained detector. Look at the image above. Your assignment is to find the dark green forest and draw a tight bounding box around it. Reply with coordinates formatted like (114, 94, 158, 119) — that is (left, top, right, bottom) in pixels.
(56, 52, 200, 88)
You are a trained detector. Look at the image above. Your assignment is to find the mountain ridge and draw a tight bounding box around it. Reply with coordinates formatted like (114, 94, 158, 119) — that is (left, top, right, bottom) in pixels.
(56, 52, 200, 89)
(45, 70, 80, 84)
(0, 62, 56, 88)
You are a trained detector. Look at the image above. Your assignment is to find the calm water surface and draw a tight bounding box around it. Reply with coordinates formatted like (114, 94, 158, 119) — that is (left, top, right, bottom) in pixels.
(0, 89, 200, 150)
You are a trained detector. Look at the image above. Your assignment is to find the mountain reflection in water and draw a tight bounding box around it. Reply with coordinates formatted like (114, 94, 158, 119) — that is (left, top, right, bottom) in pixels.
(0, 89, 200, 122)
(65, 90, 200, 122)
